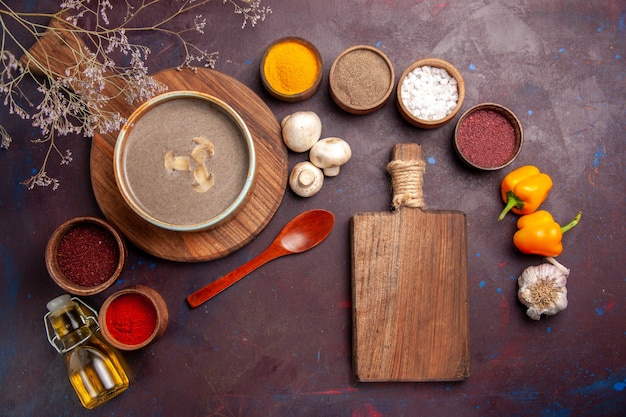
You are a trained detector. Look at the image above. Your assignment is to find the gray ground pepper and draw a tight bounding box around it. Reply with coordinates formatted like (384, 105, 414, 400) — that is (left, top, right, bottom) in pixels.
(332, 49, 391, 108)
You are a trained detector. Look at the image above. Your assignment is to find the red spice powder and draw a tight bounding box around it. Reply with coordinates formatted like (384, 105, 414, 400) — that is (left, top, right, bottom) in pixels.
(57, 223, 119, 287)
(456, 109, 517, 168)
(106, 293, 157, 345)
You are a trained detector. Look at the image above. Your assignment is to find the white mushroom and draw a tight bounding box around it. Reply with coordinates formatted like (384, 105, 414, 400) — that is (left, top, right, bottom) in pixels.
(192, 164, 215, 193)
(289, 161, 324, 197)
(190, 136, 214, 164)
(281, 111, 322, 153)
(309, 137, 352, 177)
(164, 151, 191, 172)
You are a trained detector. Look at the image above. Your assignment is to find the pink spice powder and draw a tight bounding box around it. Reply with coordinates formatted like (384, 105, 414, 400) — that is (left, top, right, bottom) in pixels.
(456, 109, 517, 168)
(57, 224, 119, 287)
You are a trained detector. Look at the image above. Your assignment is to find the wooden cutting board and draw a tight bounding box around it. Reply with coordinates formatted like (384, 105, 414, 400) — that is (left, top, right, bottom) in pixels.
(24, 16, 287, 262)
(351, 143, 469, 382)
(90, 68, 287, 262)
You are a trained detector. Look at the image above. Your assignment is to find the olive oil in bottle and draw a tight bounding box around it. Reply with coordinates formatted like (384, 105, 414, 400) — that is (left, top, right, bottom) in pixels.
(44, 294, 129, 409)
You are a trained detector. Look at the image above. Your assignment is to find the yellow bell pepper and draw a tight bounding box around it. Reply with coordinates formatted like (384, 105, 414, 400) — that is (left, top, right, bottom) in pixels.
(499, 165, 553, 221)
(513, 210, 582, 257)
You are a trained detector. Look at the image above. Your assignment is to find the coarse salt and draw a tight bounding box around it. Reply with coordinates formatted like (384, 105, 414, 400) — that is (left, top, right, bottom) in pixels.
(400, 65, 458, 121)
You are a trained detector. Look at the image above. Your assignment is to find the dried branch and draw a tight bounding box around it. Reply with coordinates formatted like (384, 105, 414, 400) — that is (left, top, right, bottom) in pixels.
(0, 0, 271, 189)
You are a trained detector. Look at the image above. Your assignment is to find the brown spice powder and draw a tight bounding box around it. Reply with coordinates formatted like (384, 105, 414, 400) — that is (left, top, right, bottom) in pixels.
(332, 49, 391, 108)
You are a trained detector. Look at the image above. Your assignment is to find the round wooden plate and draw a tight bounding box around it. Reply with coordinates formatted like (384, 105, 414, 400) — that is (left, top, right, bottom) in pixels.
(91, 68, 287, 262)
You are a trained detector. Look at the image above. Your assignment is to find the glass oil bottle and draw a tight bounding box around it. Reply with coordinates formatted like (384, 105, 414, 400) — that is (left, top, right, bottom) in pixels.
(44, 294, 129, 409)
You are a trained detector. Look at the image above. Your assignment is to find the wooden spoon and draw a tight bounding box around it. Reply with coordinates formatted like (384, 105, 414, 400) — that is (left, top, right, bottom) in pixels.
(187, 209, 335, 308)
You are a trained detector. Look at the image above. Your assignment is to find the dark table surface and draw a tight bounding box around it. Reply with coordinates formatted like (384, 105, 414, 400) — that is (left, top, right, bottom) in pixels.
(1, 1, 624, 416)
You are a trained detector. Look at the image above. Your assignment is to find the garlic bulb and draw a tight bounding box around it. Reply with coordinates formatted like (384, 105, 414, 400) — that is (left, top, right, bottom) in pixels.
(517, 260, 569, 320)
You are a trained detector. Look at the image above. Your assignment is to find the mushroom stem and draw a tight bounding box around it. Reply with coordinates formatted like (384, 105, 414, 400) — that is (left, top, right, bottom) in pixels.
(297, 168, 317, 187)
(322, 166, 340, 176)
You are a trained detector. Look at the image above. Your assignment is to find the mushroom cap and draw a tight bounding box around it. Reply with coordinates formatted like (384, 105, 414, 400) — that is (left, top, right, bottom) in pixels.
(281, 111, 322, 153)
(289, 161, 324, 197)
(309, 137, 352, 176)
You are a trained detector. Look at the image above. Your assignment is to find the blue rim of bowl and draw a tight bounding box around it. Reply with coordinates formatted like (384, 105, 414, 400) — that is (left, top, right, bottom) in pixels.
(113, 91, 256, 232)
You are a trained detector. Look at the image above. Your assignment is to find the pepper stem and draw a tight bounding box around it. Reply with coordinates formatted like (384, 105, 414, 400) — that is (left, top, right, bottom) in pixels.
(561, 211, 582, 234)
(498, 192, 523, 221)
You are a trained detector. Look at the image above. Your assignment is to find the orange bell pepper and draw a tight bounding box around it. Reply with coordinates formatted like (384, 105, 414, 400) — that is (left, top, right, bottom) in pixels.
(498, 165, 553, 221)
(513, 210, 582, 257)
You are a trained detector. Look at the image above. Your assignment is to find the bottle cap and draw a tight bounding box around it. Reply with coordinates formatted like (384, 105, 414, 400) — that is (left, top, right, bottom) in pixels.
(46, 294, 72, 312)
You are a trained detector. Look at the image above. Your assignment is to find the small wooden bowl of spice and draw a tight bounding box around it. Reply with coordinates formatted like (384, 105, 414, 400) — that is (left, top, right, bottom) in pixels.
(260, 37, 323, 102)
(454, 103, 524, 170)
(329, 45, 395, 115)
(45, 217, 126, 296)
(397, 58, 465, 128)
(99, 285, 169, 351)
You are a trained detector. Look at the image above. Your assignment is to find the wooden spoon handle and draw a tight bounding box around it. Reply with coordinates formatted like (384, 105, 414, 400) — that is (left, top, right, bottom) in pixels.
(186, 246, 286, 308)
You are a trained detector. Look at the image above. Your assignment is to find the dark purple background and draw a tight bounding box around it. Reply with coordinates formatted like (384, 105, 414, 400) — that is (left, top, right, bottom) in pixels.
(1, 1, 624, 416)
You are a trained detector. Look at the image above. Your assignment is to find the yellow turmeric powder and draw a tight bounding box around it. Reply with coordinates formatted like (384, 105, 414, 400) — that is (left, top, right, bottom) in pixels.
(263, 39, 320, 96)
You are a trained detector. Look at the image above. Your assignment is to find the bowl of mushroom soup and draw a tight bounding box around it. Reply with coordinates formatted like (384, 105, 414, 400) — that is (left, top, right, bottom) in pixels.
(113, 91, 256, 232)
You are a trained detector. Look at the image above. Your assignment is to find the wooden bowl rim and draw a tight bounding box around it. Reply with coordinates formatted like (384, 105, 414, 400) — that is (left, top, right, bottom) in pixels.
(453, 102, 524, 170)
(45, 216, 126, 296)
(98, 285, 169, 351)
(329, 45, 395, 115)
(396, 57, 465, 128)
(260, 36, 323, 102)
